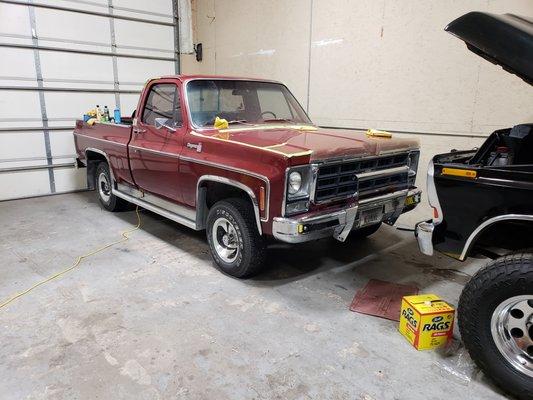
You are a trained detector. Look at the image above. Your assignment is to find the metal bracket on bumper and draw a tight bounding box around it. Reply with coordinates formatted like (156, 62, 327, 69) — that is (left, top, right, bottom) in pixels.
(333, 206, 358, 242)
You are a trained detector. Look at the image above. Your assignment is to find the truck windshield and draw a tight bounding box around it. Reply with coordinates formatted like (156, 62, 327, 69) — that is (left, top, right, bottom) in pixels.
(186, 80, 312, 128)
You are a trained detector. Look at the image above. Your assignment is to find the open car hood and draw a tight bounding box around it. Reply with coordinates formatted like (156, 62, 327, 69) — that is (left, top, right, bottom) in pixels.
(445, 12, 533, 85)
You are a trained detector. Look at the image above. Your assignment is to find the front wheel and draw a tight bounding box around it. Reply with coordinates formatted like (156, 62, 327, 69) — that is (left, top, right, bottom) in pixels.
(458, 253, 533, 400)
(206, 198, 266, 278)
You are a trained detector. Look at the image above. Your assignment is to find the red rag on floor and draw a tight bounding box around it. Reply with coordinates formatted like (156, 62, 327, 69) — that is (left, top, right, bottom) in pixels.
(349, 279, 419, 321)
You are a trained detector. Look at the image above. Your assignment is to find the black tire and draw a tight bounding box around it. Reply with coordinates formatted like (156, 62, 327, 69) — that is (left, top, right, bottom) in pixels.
(351, 223, 382, 239)
(458, 253, 533, 400)
(206, 198, 266, 278)
(95, 162, 128, 212)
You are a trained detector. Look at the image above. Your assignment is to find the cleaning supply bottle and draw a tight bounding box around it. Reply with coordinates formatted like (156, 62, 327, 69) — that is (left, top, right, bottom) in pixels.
(96, 105, 102, 122)
(103, 106, 110, 122)
(114, 108, 121, 124)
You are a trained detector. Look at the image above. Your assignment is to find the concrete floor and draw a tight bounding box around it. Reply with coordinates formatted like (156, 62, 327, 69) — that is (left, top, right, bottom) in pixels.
(0, 192, 509, 400)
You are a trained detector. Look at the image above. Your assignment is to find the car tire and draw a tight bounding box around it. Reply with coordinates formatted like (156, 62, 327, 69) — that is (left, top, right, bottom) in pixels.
(458, 253, 533, 400)
(206, 198, 266, 278)
(95, 162, 128, 212)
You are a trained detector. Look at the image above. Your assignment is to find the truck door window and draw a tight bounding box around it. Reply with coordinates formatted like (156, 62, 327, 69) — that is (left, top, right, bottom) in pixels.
(142, 83, 183, 127)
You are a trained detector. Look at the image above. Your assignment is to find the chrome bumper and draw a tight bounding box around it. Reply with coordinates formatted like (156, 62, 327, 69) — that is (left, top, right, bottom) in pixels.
(415, 220, 435, 256)
(273, 188, 421, 244)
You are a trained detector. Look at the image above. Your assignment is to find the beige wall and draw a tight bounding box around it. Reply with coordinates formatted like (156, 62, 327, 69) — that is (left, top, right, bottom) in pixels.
(180, 0, 533, 224)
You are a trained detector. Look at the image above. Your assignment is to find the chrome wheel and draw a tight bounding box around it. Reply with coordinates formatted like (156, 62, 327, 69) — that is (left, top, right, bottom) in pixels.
(212, 217, 239, 263)
(97, 171, 111, 203)
(491, 295, 533, 377)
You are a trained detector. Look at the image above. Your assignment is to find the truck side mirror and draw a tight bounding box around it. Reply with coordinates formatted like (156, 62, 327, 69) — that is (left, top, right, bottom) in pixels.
(154, 117, 176, 132)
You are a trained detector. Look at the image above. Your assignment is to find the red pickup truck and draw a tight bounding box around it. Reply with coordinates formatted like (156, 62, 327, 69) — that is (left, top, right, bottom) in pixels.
(74, 75, 422, 277)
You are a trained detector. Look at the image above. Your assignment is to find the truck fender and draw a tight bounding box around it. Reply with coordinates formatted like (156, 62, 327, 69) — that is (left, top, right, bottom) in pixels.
(460, 214, 533, 260)
(196, 175, 263, 235)
(85, 148, 113, 190)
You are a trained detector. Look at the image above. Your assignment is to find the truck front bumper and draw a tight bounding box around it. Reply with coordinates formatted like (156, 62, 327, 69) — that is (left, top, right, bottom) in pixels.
(415, 220, 435, 256)
(273, 188, 421, 244)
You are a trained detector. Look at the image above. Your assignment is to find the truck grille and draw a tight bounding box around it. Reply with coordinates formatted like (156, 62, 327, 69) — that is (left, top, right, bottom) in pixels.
(314, 153, 409, 202)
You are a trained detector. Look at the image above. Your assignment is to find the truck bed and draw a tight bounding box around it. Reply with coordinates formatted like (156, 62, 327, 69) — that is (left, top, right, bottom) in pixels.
(73, 119, 134, 185)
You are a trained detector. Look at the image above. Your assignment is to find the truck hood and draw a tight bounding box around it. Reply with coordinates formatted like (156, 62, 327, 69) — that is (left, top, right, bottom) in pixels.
(196, 125, 419, 160)
(445, 12, 533, 85)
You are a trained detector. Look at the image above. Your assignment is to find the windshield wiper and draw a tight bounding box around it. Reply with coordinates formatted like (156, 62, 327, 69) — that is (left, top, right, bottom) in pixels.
(262, 118, 295, 123)
(227, 119, 251, 125)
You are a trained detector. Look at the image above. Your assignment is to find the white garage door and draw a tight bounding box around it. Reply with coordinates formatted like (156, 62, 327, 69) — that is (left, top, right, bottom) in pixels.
(0, 0, 184, 201)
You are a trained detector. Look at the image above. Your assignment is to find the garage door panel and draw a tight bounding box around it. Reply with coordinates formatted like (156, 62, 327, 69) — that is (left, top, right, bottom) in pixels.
(49, 130, 77, 159)
(34, 8, 111, 45)
(0, 170, 51, 200)
(38, 0, 109, 13)
(113, 0, 173, 16)
(116, 58, 174, 82)
(44, 92, 116, 120)
(0, 48, 37, 80)
(53, 167, 87, 193)
(39, 52, 114, 82)
(0, 92, 42, 121)
(119, 94, 141, 116)
(0, 3, 31, 36)
(114, 19, 174, 51)
(0, 132, 46, 160)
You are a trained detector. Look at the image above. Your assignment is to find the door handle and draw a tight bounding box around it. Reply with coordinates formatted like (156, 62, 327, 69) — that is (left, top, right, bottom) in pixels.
(133, 128, 146, 134)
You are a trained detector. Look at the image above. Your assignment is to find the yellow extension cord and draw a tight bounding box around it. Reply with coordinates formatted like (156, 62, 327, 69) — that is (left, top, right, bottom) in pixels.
(0, 206, 142, 310)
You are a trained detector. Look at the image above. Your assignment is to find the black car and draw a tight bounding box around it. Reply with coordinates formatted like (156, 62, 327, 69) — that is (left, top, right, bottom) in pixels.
(415, 12, 533, 400)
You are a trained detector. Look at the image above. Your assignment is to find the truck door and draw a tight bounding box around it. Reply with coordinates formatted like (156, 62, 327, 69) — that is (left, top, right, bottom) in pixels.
(129, 81, 186, 201)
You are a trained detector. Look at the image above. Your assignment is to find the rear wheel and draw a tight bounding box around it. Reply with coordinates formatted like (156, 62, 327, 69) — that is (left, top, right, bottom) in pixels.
(458, 253, 533, 400)
(95, 162, 128, 211)
(206, 198, 266, 278)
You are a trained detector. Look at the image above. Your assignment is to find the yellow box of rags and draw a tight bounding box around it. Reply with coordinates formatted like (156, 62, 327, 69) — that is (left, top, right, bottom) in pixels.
(398, 294, 455, 350)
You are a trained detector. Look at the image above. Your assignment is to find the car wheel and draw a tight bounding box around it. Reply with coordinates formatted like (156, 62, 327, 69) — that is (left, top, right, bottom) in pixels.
(95, 162, 128, 212)
(206, 198, 266, 278)
(458, 253, 533, 400)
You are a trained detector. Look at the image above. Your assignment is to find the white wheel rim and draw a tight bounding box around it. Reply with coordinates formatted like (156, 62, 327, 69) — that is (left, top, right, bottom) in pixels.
(212, 217, 239, 263)
(98, 171, 111, 203)
(491, 295, 533, 377)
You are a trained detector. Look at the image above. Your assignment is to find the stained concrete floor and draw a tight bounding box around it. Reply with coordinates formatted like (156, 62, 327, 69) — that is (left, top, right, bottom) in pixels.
(0, 192, 509, 400)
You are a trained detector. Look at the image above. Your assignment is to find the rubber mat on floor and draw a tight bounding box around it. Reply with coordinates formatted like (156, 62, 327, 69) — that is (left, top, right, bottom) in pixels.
(349, 279, 419, 321)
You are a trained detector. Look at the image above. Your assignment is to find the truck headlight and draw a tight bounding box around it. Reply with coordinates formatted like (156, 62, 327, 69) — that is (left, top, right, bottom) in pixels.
(408, 150, 420, 186)
(288, 171, 302, 194)
(285, 166, 313, 216)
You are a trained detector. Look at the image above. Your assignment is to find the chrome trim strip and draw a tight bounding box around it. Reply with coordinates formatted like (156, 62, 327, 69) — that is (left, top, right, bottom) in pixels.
(196, 175, 263, 235)
(314, 150, 411, 166)
(113, 189, 198, 230)
(460, 214, 533, 261)
(128, 144, 180, 159)
(75, 132, 128, 147)
(180, 155, 270, 222)
(358, 189, 409, 205)
(117, 183, 196, 222)
(356, 165, 409, 180)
